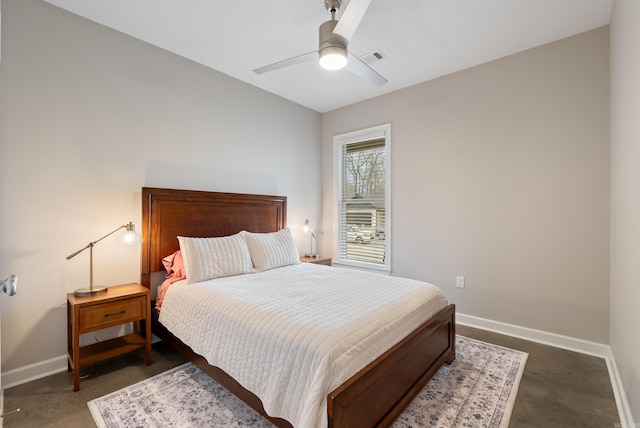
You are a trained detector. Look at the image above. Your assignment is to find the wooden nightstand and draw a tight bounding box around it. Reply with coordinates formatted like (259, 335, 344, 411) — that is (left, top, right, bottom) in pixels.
(300, 256, 332, 266)
(67, 283, 152, 391)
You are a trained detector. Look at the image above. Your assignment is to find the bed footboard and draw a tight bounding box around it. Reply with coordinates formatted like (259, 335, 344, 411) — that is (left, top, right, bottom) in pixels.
(328, 304, 456, 428)
(153, 303, 455, 428)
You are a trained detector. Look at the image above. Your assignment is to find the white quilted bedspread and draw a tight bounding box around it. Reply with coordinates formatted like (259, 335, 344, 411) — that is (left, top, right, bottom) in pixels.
(158, 263, 448, 428)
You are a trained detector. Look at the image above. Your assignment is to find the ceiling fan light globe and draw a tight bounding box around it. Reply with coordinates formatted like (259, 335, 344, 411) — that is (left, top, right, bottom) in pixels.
(319, 47, 348, 70)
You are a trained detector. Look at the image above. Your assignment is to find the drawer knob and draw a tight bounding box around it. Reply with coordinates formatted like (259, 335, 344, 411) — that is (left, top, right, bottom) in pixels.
(104, 310, 126, 318)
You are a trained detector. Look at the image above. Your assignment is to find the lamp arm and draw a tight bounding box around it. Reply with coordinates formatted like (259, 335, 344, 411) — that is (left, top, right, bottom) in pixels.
(65, 224, 127, 260)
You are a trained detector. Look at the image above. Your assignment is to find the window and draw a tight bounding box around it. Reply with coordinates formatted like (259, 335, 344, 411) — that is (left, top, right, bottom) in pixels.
(334, 124, 390, 271)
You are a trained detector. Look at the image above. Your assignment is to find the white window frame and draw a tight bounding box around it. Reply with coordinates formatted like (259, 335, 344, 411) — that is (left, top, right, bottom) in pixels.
(333, 123, 391, 273)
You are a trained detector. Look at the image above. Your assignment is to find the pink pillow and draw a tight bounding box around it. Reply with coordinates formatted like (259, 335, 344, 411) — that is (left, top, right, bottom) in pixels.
(156, 250, 187, 312)
(162, 250, 185, 279)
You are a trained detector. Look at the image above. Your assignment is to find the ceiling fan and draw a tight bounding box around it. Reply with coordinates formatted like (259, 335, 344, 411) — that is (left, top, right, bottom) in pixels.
(253, 0, 387, 86)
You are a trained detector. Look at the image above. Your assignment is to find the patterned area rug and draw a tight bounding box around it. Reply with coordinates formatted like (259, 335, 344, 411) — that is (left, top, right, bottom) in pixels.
(88, 336, 527, 428)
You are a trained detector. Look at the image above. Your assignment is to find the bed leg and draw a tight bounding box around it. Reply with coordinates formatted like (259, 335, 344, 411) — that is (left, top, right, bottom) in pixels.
(447, 309, 456, 364)
(446, 353, 456, 364)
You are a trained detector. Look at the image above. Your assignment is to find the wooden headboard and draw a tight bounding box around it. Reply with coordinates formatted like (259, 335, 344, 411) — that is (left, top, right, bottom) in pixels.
(140, 187, 287, 288)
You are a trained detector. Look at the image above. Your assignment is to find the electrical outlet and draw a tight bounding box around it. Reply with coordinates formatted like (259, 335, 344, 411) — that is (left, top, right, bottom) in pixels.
(456, 276, 465, 288)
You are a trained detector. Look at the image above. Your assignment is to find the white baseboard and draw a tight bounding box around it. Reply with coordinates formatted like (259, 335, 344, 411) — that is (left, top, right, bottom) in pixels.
(605, 348, 636, 428)
(1, 334, 163, 390)
(1, 355, 68, 390)
(456, 313, 609, 357)
(457, 312, 635, 428)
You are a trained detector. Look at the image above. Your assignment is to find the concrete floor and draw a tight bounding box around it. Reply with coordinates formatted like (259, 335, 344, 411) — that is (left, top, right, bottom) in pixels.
(2, 326, 620, 427)
(457, 325, 619, 428)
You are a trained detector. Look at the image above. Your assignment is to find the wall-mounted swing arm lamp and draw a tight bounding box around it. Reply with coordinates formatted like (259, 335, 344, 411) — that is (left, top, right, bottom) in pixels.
(66, 222, 142, 297)
(1, 274, 17, 296)
(303, 219, 318, 258)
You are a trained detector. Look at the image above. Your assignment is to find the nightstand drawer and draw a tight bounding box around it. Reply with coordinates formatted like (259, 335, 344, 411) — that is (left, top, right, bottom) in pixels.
(79, 297, 144, 332)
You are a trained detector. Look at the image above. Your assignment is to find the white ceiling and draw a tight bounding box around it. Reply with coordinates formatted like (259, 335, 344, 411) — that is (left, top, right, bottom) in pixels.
(42, 0, 613, 113)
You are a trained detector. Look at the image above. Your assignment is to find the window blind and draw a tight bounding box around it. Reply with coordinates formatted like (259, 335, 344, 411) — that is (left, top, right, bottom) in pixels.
(338, 138, 386, 265)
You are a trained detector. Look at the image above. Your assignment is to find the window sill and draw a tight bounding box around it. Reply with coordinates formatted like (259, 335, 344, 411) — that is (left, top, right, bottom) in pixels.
(332, 261, 391, 276)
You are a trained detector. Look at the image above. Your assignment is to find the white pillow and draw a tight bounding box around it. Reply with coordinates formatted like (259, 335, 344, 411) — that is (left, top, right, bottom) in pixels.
(178, 233, 256, 284)
(244, 228, 300, 272)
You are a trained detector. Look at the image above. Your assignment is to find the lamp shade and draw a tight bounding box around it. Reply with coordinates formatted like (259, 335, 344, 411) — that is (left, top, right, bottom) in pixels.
(319, 46, 347, 70)
(121, 222, 142, 244)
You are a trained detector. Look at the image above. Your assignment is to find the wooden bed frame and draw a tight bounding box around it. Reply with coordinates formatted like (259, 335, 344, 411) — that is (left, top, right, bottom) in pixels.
(140, 187, 456, 428)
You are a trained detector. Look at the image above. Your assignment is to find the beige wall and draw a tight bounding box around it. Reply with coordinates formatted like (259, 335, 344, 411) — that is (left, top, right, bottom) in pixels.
(0, 0, 321, 373)
(610, 0, 640, 421)
(322, 28, 610, 343)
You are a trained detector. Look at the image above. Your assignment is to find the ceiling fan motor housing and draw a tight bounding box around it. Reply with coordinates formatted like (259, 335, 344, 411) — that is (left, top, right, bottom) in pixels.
(318, 19, 348, 69)
(319, 19, 347, 51)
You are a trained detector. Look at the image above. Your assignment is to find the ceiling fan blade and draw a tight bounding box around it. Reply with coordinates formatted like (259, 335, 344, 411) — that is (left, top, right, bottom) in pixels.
(346, 51, 387, 86)
(333, 0, 372, 43)
(253, 51, 318, 74)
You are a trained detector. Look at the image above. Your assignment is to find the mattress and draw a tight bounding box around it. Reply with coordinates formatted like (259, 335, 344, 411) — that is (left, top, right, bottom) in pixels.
(158, 262, 448, 428)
